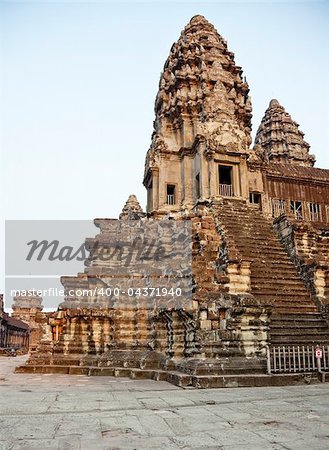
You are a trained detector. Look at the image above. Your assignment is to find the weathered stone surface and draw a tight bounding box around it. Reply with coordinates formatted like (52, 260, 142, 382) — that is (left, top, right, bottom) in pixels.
(143, 15, 252, 213)
(152, 15, 252, 150)
(255, 99, 315, 166)
(17, 15, 329, 385)
(119, 194, 146, 220)
(11, 294, 44, 350)
(3, 356, 329, 450)
(275, 215, 329, 320)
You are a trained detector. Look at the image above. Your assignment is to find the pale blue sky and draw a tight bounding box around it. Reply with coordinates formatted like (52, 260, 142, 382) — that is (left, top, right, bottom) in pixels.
(1, 0, 329, 297)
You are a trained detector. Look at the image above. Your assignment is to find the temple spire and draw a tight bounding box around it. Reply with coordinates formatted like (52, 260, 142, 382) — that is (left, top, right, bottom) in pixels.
(119, 195, 145, 220)
(143, 15, 254, 213)
(151, 14, 252, 151)
(255, 99, 315, 167)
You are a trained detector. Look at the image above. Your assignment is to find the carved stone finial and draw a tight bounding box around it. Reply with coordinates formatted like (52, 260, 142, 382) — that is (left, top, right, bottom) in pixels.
(255, 99, 315, 167)
(119, 195, 146, 220)
(269, 99, 280, 108)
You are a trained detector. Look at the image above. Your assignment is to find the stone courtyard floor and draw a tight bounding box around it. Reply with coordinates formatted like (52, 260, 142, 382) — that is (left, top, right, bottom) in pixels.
(0, 356, 329, 449)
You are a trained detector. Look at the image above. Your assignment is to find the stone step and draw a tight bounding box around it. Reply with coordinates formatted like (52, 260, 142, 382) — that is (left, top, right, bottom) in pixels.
(252, 273, 304, 281)
(269, 297, 315, 302)
(175, 357, 267, 375)
(15, 364, 327, 389)
(270, 327, 329, 336)
(249, 263, 299, 271)
(270, 322, 329, 329)
(225, 234, 279, 243)
(251, 275, 306, 283)
(252, 285, 309, 293)
(272, 308, 319, 314)
(270, 304, 317, 311)
(185, 373, 324, 389)
(241, 248, 290, 255)
(270, 335, 329, 344)
(271, 313, 326, 321)
(251, 286, 309, 294)
(229, 240, 279, 246)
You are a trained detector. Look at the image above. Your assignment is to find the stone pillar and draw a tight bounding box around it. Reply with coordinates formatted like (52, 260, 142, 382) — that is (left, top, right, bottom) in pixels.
(201, 156, 210, 200)
(239, 159, 249, 199)
(182, 155, 194, 207)
(232, 164, 241, 197)
(152, 168, 159, 210)
(208, 157, 217, 198)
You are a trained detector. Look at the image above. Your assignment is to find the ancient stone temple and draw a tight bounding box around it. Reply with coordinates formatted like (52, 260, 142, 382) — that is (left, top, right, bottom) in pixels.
(18, 15, 329, 387)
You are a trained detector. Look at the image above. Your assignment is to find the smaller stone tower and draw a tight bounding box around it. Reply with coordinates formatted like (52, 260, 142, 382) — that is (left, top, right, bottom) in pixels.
(255, 99, 315, 166)
(12, 294, 43, 350)
(119, 195, 146, 220)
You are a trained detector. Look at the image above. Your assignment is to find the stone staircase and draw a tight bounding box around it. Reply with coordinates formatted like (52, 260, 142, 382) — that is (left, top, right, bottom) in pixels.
(214, 199, 329, 346)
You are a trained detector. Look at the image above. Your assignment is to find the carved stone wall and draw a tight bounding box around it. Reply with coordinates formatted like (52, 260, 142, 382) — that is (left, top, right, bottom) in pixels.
(274, 215, 329, 316)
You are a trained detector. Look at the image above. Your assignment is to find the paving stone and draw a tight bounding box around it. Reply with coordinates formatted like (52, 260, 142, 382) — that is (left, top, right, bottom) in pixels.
(207, 427, 271, 446)
(10, 440, 60, 450)
(172, 431, 218, 447)
(81, 435, 179, 449)
(1, 357, 329, 449)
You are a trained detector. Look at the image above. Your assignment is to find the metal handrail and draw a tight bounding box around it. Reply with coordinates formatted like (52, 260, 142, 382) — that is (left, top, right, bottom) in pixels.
(266, 344, 329, 374)
(219, 184, 233, 197)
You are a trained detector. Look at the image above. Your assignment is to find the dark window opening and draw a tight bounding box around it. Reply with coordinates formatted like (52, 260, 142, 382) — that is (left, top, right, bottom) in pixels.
(219, 166, 232, 185)
(218, 165, 233, 197)
(290, 200, 303, 220)
(167, 184, 175, 205)
(249, 192, 261, 204)
(196, 173, 200, 199)
(309, 203, 321, 222)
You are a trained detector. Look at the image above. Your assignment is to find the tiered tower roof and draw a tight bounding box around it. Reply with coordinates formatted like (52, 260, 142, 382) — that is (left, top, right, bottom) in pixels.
(255, 99, 315, 167)
(119, 195, 145, 220)
(152, 14, 252, 151)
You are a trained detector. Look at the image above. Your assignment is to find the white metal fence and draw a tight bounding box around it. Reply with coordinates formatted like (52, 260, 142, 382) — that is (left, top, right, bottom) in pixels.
(267, 345, 329, 374)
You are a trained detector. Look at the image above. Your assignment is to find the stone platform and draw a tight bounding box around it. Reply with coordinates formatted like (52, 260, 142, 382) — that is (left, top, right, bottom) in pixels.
(1, 356, 329, 449)
(16, 351, 327, 389)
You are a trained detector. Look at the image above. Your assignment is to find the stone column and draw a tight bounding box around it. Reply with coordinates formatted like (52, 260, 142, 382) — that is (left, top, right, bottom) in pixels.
(151, 168, 159, 210)
(201, 156, 210, 199)
(208, 157, 217, 198)
(232, 164, 241, 197)
(182, 155, 193, 207)
(239, 159, 249, 199)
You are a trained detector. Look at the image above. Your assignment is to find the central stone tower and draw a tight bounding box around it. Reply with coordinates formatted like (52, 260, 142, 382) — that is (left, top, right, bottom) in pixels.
(144, 15, 252, 214)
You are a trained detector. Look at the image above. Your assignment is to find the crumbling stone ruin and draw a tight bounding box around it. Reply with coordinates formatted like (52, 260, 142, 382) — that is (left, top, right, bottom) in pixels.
(17, 15, 329, 387)
(11, 294, 44, 350)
